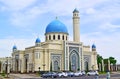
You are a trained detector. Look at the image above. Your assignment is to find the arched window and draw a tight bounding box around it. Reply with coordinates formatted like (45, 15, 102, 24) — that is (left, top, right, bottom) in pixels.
(62, 35, 64, 40)
(58, 35, 60, 40)
(71, 54, 77, 71)
(49, 35, 51, 40)
(74, 14, 76, 16)
(70, 51, 79, 71)
(53, 35, 55, 40)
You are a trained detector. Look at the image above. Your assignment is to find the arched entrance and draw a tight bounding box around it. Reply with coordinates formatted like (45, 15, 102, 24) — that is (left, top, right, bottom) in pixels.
(25, 58, 28, 73)
(84, 61, 89, 71)
(69, 50, 79, 71)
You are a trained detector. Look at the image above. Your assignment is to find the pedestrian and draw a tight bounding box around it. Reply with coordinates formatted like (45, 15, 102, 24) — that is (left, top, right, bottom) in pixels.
(95, 75, 99, 79)
(106, 71, 110, 79)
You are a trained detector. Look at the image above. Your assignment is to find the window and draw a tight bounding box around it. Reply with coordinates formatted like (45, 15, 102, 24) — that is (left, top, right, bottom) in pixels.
(58, 35, 60, 40)
(62, 35, 64, 40)
(66, 36, 67, 40)
(35, 52, 40, 59)
(53, 35, 55, 40)
(49, 35, 51, 40)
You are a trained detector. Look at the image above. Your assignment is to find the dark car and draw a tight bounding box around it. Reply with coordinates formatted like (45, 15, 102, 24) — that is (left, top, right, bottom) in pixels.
(42, 72, 58, 78)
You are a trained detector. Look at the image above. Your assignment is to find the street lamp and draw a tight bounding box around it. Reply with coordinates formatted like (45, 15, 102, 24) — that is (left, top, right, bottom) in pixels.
(38, 67, 41, 74)
(5, 57, 9, 78)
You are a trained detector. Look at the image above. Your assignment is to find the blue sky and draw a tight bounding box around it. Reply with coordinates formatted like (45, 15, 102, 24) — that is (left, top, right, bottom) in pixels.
(0, 0, 120, 63)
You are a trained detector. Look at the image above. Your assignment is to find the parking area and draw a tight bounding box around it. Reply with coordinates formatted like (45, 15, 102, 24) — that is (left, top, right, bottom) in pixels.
(7, 72, 120, 79)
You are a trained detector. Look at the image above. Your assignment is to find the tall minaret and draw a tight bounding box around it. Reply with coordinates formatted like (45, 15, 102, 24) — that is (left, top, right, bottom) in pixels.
(73, 8, 80, 42)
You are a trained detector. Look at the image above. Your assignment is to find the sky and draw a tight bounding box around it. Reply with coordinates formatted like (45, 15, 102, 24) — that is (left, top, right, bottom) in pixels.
(0, 0, 120, 64)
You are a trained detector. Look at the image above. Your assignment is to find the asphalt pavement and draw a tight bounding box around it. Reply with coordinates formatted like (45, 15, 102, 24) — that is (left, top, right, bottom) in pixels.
(8, 72, 120, 79)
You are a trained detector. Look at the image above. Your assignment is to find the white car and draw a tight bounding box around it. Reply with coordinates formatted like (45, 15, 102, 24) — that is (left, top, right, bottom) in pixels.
(87, 71, 99, 76)
(81, 71, 86, 75)
(74, 71, 83, 76)
(57, 72, 68, 77)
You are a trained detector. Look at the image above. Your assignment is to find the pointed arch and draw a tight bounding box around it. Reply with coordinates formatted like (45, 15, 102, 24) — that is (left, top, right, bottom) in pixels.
(69, 50, 79, 71)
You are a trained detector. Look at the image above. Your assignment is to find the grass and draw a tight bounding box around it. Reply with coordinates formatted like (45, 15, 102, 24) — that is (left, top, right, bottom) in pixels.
(99, 71, 106, 74)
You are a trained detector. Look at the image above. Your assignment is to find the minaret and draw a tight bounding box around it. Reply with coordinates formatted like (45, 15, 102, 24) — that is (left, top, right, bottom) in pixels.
(73, 8, 80, 42)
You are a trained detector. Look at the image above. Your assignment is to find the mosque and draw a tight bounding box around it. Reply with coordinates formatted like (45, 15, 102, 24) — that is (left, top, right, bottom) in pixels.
(11, 9, 98, 73)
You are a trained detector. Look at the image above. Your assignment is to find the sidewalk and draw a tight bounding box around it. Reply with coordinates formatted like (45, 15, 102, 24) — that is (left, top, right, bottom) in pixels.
(9, 74, 40, 79)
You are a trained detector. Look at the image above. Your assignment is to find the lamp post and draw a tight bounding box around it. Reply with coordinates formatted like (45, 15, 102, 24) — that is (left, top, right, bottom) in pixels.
(38, 67, 41, 74)
(5, 57, 9, 78)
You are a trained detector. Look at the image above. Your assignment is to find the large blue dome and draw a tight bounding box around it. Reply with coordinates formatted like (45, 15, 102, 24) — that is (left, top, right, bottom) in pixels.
(45, 19, 68, 34)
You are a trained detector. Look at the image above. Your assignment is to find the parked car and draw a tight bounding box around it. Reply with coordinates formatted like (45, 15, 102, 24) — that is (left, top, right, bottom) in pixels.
(42, 72, 58, 78)
(74, 71, 83, 76)
(57, 72, 68, 78)
(81, 71, 86, 75)
(66, 71, 74, 77)
(87, 70, 99, 76)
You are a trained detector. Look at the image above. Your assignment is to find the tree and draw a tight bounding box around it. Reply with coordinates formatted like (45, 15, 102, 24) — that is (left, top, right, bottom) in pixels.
(97, 54, 103, 71)
(109, 57, 117, 65)
(0, 61, 1, 72)
(109, 57, 117, 71)
(97, 54, 103, 64)
(104, 58, 109, 72)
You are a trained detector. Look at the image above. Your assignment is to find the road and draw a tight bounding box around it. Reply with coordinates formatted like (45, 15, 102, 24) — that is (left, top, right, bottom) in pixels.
(9, 72, 120, 79)
(40, 74, 120, 79)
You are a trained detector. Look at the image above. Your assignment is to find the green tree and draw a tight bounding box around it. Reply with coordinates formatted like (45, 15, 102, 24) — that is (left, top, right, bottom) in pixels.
(109, 57, 117, 71)
(109, 57, 117, 65)
(97, 54, 103, 64)
(104, 58, 109, 71)
(0, 61, 1, 72)
(97, 54, 103, 71)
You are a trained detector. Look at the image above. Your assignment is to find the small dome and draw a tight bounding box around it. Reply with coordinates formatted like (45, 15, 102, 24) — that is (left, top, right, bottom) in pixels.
(35, 37, 41, 43)
(73, 8, 79, 13)
(45, 19, 68, 34)
(92, 44, 96, 49)
(13, 45, 17, 50)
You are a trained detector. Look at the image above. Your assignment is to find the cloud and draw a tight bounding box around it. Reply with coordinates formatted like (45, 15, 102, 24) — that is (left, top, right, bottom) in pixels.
(0, 38, 34, 57)
(81, 31, 120, 64)
(0, 0, 37, 11)
(99, 23, 120, 32)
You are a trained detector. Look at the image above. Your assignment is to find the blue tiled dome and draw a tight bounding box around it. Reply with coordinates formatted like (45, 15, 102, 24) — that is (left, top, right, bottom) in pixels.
(92, 44, 96, 49)
(73, 8, 79, 13)
(45, 19, 68, 34)
(13, 45, 17, 50)
(35, 37, 41, 43)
